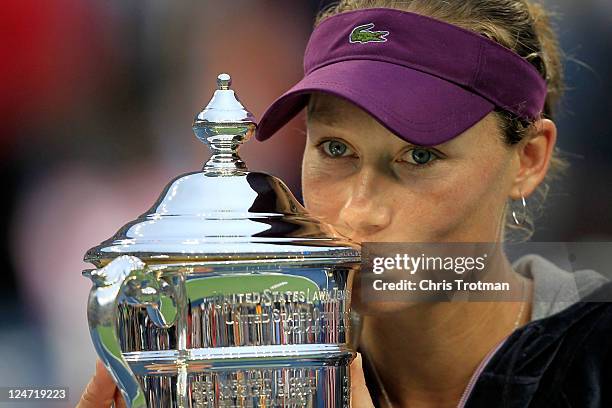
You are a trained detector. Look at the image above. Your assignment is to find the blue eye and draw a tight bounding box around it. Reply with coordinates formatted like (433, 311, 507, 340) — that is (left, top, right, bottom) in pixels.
(321, 140, 353, 157)
(401, 148, 439, 166)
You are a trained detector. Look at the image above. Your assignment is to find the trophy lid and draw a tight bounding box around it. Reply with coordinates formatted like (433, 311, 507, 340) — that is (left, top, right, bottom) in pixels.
(85, 74, 360, 268)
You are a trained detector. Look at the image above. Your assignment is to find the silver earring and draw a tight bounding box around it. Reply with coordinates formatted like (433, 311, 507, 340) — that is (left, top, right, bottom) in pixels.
(512, 193, 527, 226)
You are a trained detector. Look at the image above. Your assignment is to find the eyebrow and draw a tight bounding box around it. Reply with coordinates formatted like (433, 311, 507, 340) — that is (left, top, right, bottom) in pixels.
(306, 102, 345, 127)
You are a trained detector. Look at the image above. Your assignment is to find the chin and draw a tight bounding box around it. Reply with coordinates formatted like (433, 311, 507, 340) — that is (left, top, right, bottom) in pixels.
(349, 272, 422, 316)
(352, 297, 421, 316)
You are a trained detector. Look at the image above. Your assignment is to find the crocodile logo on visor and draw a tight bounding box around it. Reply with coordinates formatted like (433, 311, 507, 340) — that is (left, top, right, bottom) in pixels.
(349, 23, 389, 44)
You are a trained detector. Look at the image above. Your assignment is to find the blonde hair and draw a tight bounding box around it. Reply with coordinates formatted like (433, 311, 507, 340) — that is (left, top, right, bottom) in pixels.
(314, 0, 570, 241)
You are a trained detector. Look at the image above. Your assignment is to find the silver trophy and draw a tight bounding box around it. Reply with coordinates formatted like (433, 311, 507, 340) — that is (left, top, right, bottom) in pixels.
(83, 73, 360, 408)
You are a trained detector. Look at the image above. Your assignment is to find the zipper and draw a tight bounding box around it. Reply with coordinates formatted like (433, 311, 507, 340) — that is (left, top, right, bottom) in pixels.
(456, 334, 510, 408)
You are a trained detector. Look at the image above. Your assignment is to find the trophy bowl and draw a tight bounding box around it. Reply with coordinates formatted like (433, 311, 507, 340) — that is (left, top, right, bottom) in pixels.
(83, 73, 361, 408)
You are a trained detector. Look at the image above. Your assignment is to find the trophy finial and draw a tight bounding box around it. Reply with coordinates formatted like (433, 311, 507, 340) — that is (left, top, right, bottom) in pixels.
(217, 73, 231, 90)
(193, 73, 256, 174)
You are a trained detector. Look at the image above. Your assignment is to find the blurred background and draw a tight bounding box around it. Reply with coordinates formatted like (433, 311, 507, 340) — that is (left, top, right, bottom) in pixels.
(0, 0, 610, 406)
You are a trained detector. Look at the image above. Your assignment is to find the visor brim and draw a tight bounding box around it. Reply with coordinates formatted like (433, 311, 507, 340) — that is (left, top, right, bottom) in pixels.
(256, 59, 495, 147)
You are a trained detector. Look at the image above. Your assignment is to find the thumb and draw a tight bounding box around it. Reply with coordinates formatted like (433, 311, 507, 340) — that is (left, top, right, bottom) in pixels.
(351, 352, 376, 408)
(76, 359, 124, 408)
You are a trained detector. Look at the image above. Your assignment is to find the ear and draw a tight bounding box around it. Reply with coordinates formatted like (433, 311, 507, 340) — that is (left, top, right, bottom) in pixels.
(510, 118, 557, 199)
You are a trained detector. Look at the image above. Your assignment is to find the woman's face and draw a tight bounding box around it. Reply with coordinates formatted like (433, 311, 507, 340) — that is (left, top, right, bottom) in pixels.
(302, 93, 519, 243)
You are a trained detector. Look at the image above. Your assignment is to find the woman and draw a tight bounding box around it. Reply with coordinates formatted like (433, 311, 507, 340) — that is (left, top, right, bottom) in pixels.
(78, 1, 612, 407)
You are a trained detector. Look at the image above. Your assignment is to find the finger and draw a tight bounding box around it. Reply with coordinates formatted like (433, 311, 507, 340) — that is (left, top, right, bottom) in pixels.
(113, 386, 127, 408)
(76, 359, 117, 408)
(350, 352, 375, 408)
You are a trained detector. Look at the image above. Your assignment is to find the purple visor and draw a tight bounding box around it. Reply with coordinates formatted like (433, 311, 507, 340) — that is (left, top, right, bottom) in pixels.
(255, 8, 547, 146)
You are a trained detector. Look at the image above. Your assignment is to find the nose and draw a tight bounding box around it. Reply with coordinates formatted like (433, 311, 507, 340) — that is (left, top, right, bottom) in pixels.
(337, 169, 392, 240)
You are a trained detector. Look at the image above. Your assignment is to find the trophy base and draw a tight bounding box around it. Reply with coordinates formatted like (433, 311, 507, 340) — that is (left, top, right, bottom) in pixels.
(124, 344, 354, 407)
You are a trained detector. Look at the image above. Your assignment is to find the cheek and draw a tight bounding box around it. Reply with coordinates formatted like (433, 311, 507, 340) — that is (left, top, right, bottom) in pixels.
(415, 154, 512, 239)
(301, 149, 349, 221)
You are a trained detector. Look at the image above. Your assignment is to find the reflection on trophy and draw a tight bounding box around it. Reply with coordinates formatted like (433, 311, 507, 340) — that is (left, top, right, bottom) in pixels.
(83, 73, 361, 407)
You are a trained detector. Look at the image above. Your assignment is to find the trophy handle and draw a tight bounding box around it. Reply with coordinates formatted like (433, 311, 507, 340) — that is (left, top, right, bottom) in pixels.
(84, 255, 151, 408)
